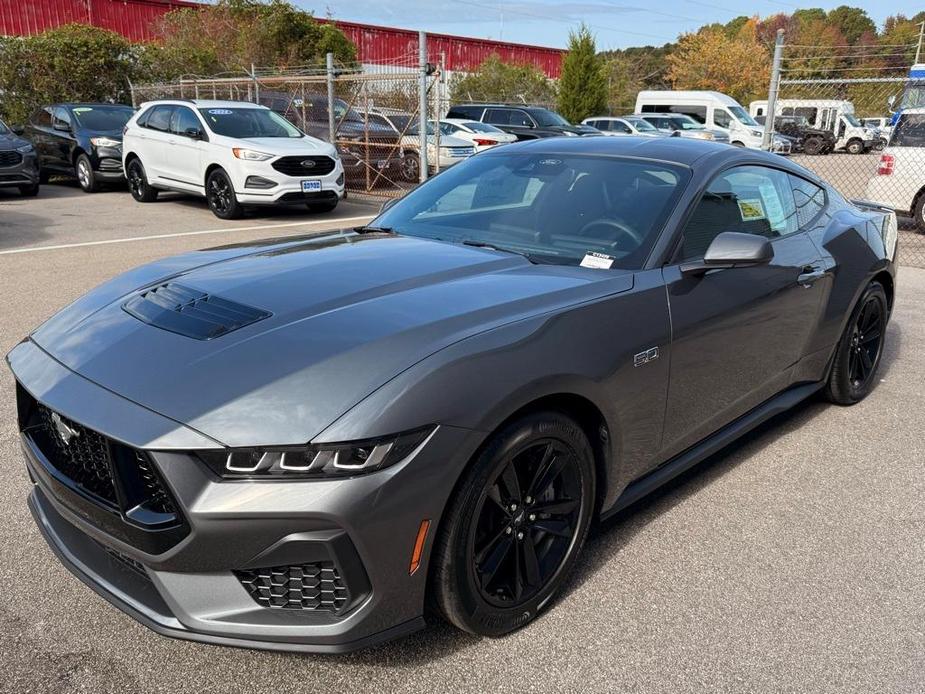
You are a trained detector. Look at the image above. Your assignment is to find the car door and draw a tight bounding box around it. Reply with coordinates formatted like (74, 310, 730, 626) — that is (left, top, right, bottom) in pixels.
(659, 165, 826, 458)
(50, 107, 75, 172)
(164, 106, 207, 189)
(27, 107, 54, 170)
(137, 105, 175, 181)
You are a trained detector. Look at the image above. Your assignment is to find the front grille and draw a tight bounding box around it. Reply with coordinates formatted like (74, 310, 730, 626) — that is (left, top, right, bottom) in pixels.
(271, 155, 336, 177)
(133, 451, 176, 515)
(277, 190, 337, 204)
(235, 562, 350, 612)
(37, 405, 118, 506)
(0, 150, 23, 167)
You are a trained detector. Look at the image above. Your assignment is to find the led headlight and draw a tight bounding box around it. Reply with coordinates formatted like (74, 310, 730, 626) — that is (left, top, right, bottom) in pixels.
(197, 426, 435, 479)
(16, 143, 34, 154)
(232, 148, 274, 161)
(90, 137, 121, 147)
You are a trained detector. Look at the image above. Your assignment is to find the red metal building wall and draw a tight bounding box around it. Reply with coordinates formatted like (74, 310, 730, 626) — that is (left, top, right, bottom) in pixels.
(0, 0, 198, 42)
(0, 2, 564, 77)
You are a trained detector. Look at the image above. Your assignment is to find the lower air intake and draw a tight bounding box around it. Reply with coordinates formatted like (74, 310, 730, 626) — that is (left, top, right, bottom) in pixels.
(235, 562, 350, 613)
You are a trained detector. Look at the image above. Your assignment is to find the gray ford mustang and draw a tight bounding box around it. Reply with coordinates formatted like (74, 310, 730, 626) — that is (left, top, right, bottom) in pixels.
(8, 137, 897, 653)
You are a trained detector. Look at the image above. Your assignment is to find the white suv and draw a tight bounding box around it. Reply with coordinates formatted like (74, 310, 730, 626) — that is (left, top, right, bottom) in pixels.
(866, 108, 925, 230)
(122, 99, 345, 219)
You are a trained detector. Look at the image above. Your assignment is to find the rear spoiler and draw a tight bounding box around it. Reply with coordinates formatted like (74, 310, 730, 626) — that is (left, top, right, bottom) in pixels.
(850, 199, 894, 214)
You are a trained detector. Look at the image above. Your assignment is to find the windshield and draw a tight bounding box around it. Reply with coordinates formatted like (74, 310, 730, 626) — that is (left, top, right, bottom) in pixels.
(729, 105, 759, 127)
(71, 105, 134, 130)
(843, 112, 862, 127)
(530, 109, 571, 127)
(670, 116, 704, 130)
(626, 117, 656, 132)
(199, 107, 303, 138)
(0, 119, 9, 135)
(373, 152, 688, 268)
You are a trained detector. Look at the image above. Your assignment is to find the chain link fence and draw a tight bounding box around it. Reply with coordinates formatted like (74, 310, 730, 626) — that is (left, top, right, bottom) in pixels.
(761, 39, 925, 268)
(131, 50, 447, 200)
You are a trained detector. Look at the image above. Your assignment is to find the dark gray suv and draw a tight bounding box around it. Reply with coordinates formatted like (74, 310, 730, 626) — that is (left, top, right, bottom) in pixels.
(0, 118, 40, 196)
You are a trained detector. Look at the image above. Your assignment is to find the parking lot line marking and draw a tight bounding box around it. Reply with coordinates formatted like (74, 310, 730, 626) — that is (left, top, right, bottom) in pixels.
(0, 215, 376, 256)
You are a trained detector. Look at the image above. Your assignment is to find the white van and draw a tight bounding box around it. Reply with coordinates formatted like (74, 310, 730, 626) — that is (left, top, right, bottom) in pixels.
(750, 99, 877, 154)
(634, 90, 769, 149)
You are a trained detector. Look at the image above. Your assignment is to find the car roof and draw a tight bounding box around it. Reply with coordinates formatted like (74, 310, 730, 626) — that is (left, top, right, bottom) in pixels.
(637, 90, 742, 105)
(139, 99, 268, 110)
(50, 103, 134, 109)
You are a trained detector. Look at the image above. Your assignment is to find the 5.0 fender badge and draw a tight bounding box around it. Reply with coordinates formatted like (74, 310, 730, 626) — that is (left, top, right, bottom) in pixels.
(634, 347, 659, 367)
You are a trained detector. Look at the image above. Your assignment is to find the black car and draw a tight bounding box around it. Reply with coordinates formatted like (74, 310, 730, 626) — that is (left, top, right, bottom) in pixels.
(23, 103, 135, 192)
(0, 118, 40, 196)
(447, 104, 599, 140)
(756, 115, 835, 155)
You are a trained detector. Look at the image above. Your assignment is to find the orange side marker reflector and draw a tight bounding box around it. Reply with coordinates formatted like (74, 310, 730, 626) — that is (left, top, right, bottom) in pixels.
(409, 519, 431, 575)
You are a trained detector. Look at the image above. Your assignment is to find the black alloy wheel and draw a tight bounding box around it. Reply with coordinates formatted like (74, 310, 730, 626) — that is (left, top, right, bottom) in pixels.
(432, 411, 595, 637)
(826, 281, 888, 405)
(206, 169, 243, 220)
(127, 159, 157, 202)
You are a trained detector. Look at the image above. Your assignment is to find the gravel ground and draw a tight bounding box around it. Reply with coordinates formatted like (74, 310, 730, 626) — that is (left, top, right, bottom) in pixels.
(0, 183, 923, 694)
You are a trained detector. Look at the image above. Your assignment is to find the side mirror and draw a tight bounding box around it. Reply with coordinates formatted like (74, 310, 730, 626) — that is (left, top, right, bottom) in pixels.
(53, 121, 70, 133)
(184, 127, 203, 140)
(11, 124, 24, 135)
(670, 130, 681, 137)
(681, 231, 774, 277)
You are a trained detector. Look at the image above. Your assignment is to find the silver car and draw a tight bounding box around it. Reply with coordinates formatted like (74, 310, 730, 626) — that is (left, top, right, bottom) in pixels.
(636, 112, 731, 143)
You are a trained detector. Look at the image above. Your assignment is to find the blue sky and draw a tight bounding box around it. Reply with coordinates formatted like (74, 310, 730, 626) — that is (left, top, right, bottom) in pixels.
(296, 0, 925, 50)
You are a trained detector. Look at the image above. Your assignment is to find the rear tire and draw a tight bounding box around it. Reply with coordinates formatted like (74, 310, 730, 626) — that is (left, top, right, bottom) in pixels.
(126, 158, 158, 202)
(205, 168, 243, 220)
(913, 194, 925, 232)
(431, 411, 595, 637)
(803, 136, 824, 155)
(825, 281, 888, 405)
(75, 153, 98, 193)
(400, 151, 420, 182)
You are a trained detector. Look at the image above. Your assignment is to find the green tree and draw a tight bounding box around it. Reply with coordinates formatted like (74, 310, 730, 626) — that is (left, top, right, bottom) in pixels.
(600, 44, 674, 114)
(557, 24, 607, 122)
(146, 0, 355, 78)
(450, 54, 556, 106)
(826, 6, 876, 45)
(0, 24, 141, 123)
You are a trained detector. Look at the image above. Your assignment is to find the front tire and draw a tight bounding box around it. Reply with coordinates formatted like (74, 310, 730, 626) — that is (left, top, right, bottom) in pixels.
(205, 168, 243, 220)
(126, 158, 158, 202)
(825, 281, 888, 405)
(75, 153, 98, 193)
(431, 411, 595, 637)
(803, 136, 824, 155)
(846, 138, 865, 155)
(400, 151, 420, 182)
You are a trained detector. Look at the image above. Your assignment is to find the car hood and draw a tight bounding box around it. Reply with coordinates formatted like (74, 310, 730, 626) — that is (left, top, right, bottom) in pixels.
(0, 131, 29, 150)
(31, 232, 632, 447)
(230, 135, 334, 155)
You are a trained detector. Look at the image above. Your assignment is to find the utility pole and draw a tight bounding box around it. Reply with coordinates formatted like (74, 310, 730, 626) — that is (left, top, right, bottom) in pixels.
(916, 21, 925, 64)
(326, 52, 336, 144)
(762, 29, 785, 151)
(418, 31, 429, 183)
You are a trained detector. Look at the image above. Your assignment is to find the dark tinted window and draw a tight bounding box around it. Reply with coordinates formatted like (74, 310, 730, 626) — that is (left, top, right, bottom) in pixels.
(171, 107, 202, 136)
(53, 107, 72, 130)
(714, 109, 732, 128)
(671, 105, 707, 123)
(892, 113, 925, 147)
(485, 108, 512, 125)
(790, 175, 826, 227)
(146, 106, 174, 132)
(71, 105, 134, 130)
(32, 107, 53, 127)
(446, 105, 483, 120)
(680, 166, 799, 260)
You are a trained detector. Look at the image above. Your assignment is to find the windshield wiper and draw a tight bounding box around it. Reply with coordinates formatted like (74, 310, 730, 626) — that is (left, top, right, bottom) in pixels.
(461, 239, 537, 263)
(354, 225, 397, 234)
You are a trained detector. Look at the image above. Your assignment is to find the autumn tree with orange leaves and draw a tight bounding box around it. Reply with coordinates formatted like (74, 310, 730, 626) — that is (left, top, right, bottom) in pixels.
(665, 19, 770, 105)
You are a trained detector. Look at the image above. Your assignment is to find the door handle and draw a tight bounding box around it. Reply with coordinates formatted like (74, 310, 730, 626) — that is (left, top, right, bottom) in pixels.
(797, 265, 828, 287)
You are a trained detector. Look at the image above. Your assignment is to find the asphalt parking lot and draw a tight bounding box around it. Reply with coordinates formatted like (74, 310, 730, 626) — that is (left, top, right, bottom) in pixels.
(1, 181, 923, 693)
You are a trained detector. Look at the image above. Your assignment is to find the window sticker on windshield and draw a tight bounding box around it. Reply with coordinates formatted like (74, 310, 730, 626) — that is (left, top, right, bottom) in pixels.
(580, 252, 616, 269)
(73, 107, 92, 113)
(737, 198, 766, 222)
(208, 109, 233, 115)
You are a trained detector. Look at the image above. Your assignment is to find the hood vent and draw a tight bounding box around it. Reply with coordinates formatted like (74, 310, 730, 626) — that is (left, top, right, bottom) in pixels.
(123, 282, 271, 340)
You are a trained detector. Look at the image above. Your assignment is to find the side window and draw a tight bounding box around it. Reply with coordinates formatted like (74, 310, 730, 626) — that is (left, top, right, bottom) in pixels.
(613, 120, 632, 133)
(679, 166, 799, 260)
(485, 109, 511, 125)
(439, 122, 457, 135)
(33, 107, 53, 127)
(891, 113, 925, 147)
(713, 109, 732, 128)
(510, 110, 534, 127)
(790, 175, 826, 228)
(52, 107, 72, 130)
(586, 120, 601, 129)
(171, 107, 201, 136)
(146, 106, 173, 132)
(671, 105, 707, 123)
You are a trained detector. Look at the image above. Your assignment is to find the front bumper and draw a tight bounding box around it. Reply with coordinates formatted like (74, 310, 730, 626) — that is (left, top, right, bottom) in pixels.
(91, 146, 125, 181)
(0, 150, 39, 187)
(9, 339, 482, 652)
(233, 158, 346, 205)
